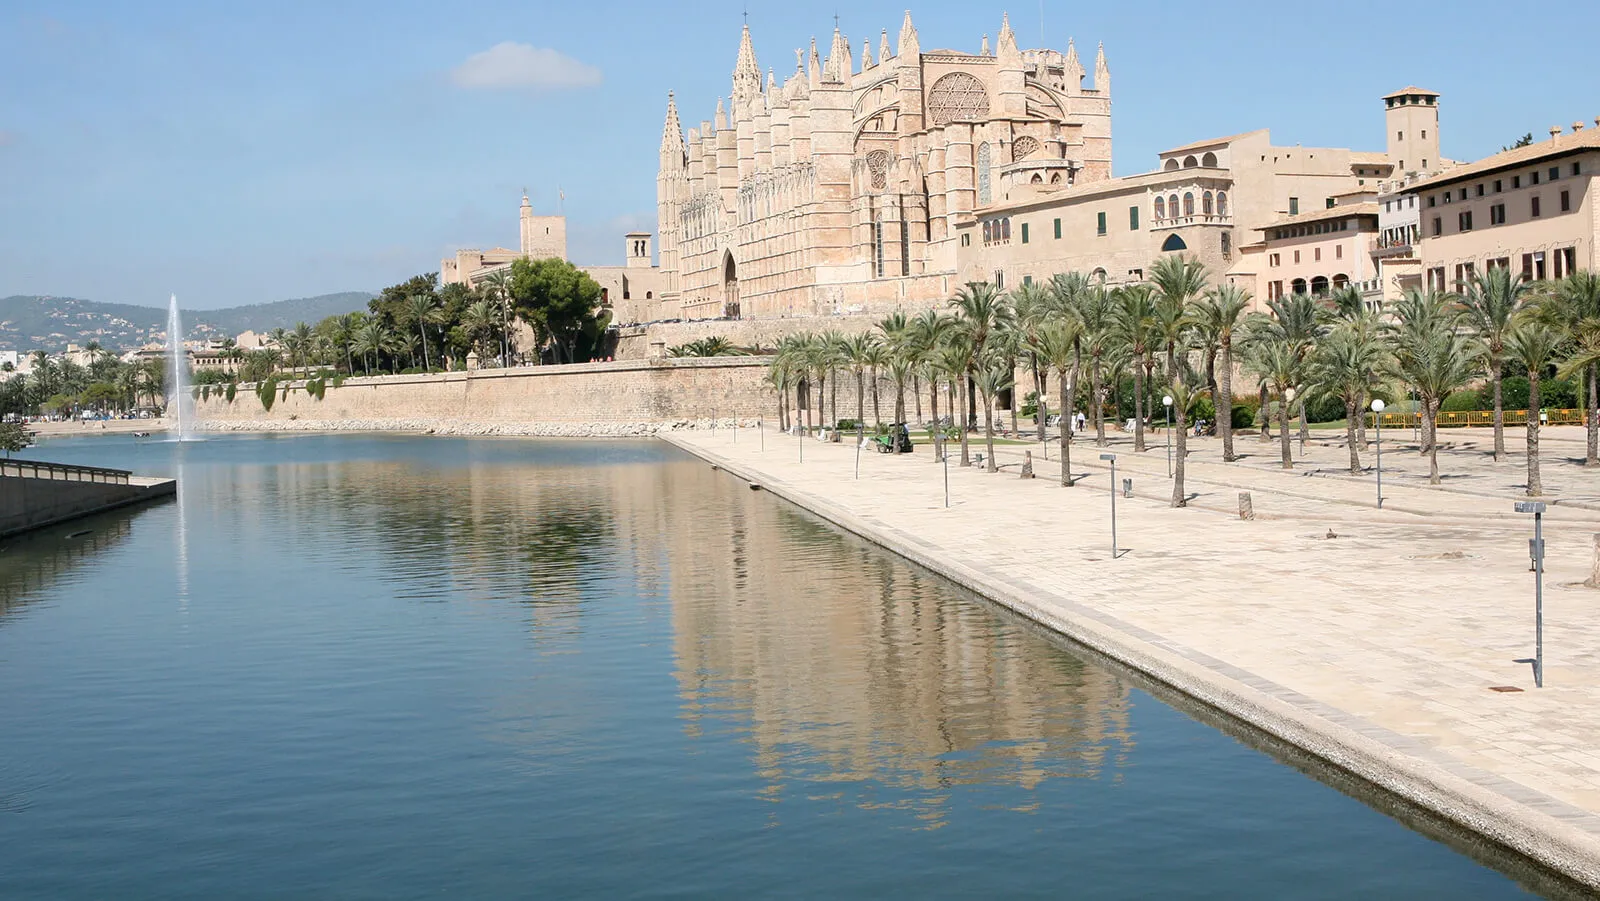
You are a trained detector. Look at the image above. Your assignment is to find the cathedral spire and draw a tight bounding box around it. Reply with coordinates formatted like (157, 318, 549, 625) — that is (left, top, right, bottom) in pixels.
(660, 91, 685, 156)
(861, 37, 873, 69)
(997, 12, 1020, 62)
(732, 23, 762, 104)
(981, 33, 990, 56)
(808, 36, 821, 87)
(897, 11, 919, 60)
(715, 96, 727, 132)
(825, 24, 851, 81)
(1063, 38, 1084, 91)
(1094, 41, 1111, 92)
(879, 29, 891, 65)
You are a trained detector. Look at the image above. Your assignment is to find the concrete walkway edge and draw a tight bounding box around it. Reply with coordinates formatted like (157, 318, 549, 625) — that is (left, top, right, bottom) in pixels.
(663, 433, 1600, 891)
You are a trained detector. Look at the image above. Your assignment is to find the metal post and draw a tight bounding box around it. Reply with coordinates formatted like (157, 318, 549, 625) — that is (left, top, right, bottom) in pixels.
(712, 407, 717, 437)
(799, 421, 803, 463)
(942, 432, 950, 508)
(1536, 508, 1545, 688)
(855, 423, 862, 479)
(1375, 417, 1383, 508)
(759, 418, 764, 452)
(733, 415, 737, 443)
(1516, 501, 1548, 688)
(1101, 453, 1118, 559)
(1165, 406, 1172, 477)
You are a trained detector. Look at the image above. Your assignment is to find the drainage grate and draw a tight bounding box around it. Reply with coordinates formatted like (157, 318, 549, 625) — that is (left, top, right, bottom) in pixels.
(1489, 686, 1525, 693)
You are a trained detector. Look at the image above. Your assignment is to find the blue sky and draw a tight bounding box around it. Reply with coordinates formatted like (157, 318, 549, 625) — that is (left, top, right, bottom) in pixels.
(2, 0, 1595, 310)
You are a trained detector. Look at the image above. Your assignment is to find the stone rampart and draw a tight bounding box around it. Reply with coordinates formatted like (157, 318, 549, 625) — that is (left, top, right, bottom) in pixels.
(1, 467, 176, 539)
(193, 357, 777, 433)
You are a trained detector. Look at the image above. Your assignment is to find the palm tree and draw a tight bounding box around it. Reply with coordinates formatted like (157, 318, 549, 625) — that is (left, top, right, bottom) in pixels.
(877, 312, 912, 426)
(1328, 285, 1382, 447)
(481, 270, 513, 365)
(1387, 288, 1466, 462)
(1076, 283, 1116, 445)
(1257, 293, 1328, 447)
(1391, 324, 1481, 484)
(1309, 328, 1388, 474)
(1506, 319, 1566, 496)
(973, 352, 1012, 473)
(405, 294, 439, 371)
(861, 340, 889, 427)
(1197, 284, 1252, 461)
(1535, 271, 1600, 466)
(1148, 254, 1209, 379)
(332, 314, 358, 374)
(907, 310, 953, 430)
(463, 299, 499, 361)
(1031, 315, 1084, 486)
(949, 281, 1014, 414)
(353, 320, 389, 376)
(1008, 280, 1051, 440)
(1460, 268, 1526, 461)
(1248, 338, 1303, 469)
(1166, 377, 1203, 507)
(1111, 285, 1158, 451)
(934, 337, 974, 465)
(843, 334, 879, 424)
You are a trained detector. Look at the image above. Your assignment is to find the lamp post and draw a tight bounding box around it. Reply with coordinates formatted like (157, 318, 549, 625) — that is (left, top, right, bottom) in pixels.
(1516, 501, 1547, 687)
(942, 430, 950, 508)
(1371, 399, 1385, 508)
(1163, 394, 1174, 477)
(1101, 453, 1119, 559)
(759, 417, 764, 452)
(855, 422, 863, 479)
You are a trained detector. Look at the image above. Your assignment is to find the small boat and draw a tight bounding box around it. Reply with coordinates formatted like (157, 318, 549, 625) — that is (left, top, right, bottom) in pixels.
(132, 431, 151, 438)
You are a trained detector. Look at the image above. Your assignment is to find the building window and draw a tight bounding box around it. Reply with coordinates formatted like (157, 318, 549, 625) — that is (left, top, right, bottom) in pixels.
(1270, 253, 1280, 267)
(1557, 247, 1577, 279)
(1476, 184, 1484, 197)
(1001, 218, 1010, 241)
(874, 220, 885, 277)
(1054, 218, 1062, 239)
(1217, 192, 1228, 216)
(1428, 195, 1436, 207)
(1129, 206, 1139, 230)
(1168, 194, 1179, 218)
(1293, 250, 1301, 264)
(1221, 231, 1231, 257)
(983, 221, 991, 244)
(1493, 180, 1502, 193)
(1203, 191, 1214, 215)
(1422, 129, 1428, 139)
(1021, 222, 1030, 244)
(1396, 130, 1403, 141)
(1155, 197, 1166, 220)
(1314, 247, 1322, 262)
(994, 270, 1005, 290)
(1560, 190, 1571, 213)
(901, 221, 910, 276)
(1289, 197, 1299, 215)
(1431, 217, 1441, 236)
(1573, 162, 1581, 176)
(1269, 280, 1283, 300)
(1023, 275, 1033, 286)
(1532, 196, 1542, 218)
(1458, 211, 1473, 231)
(961, 233, 970, 247)
(1183, 192, 1195, 216)
(1531, 170, 1541, 185)
(1336, 244, 1343, 260)
(1428, 267, 1446, 291)
(1490, 203, 1505, 225)
(1097, 211, 1107, 235)
(1513, 175, 1521, 189)
(1550, 166, 1560, 181)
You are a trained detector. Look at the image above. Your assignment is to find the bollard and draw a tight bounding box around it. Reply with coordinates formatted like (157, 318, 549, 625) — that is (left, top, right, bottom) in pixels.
(1122, 478, 1133, 499)
(1588, 534, 1600, 589)
(1020, 451, 1035, 479)
(1239, 492, 1255, 521)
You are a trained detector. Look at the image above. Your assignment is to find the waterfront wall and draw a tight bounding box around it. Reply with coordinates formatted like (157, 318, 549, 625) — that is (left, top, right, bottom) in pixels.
(0, 468, 176, 539)
(193, 357, 777, 433)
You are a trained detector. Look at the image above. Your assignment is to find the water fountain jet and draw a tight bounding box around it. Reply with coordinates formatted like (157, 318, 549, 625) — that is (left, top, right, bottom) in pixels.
(167, 294, 193, 442)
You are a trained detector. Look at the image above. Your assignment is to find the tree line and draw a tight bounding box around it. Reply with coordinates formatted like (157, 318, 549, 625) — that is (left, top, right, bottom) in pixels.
(766, 257, 1600, 502)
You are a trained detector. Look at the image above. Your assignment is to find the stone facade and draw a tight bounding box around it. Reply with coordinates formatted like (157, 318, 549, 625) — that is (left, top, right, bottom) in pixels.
(656, 14, 1111, 322)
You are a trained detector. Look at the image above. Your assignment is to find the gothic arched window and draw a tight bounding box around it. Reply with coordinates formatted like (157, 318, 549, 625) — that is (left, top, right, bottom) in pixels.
(1203, 191, 1214, 215)
(1155, 197, 1166, 219)
(1168, 194, 1180, 217)
(977, 142, 993, 206)
(1183, 192, 1195, 216)
(1217, 192, 1229, 217)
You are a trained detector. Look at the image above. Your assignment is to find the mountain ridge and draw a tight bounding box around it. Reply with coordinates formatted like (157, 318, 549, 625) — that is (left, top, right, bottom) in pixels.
(0, 292, 376, 352)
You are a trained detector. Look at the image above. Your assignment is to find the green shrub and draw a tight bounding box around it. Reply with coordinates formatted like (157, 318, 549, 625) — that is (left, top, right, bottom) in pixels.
(257, 378, 277, 412)
(835, 418, 859, 431)
(1440, 390, 1481, 413)
(331, 374, 345, 389)
(1305, 395, 1345, 423)
(1231, 403, 1256, 429)
(225, 383, 237, 403)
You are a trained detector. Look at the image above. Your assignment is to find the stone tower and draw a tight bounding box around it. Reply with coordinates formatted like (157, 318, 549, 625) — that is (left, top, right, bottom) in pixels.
(1384, 87, 1441, 175)
(657, 93, 687, 299)
(519, 193, 568, 261)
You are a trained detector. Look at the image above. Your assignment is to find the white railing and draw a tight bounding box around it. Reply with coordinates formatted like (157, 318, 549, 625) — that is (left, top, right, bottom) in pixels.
(1, 459, 132, 485)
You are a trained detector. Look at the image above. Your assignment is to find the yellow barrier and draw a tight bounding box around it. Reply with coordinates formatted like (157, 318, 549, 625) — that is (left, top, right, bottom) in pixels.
(1367, 409, 1587, 429)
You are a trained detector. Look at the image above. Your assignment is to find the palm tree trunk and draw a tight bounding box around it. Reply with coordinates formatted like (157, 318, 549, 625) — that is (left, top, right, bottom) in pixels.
(1219, 343, 1235, 461)
(1059, 368, 1073, 486)
(1133, 363, 1147, 452)
(1171, 406, 1188, 507)
(871, 368, 881, 427)
(1035, 358, 1047, 443)
(912, 373, 922, 423)
(929, 376, 940, 433)
(829, 375, 838, 430)
(1421, 400, 1435, 457)
(1092, 363, 1107, 446)
(1528, 372, 1543, 495)
(1492, 366, 1505, 462)
(1356, 388, 1369, 449)
(1279, 394, 1292, 469)
(1345, 399, 1361, 474)
(1259, 384, 1272, 442)
(983, 391, 997, 473)
(420, 326, 430, 371)
(1587, 364, 1598, 467)
(856, 371, 865, 424)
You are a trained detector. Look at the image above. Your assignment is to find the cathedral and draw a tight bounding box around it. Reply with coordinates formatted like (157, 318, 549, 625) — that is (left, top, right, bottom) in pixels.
(656, 13, 1110, 321)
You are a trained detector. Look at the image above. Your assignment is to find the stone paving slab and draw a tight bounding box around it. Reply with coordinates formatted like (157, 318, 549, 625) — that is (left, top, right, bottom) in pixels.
(668, 425, 1600, 891)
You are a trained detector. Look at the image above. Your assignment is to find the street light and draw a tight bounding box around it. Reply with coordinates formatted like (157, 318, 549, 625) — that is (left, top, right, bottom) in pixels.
(1516, 500, 1547, 688)
(1163, 394, 1174, 477)
(1371, 399, 1386, 508)
(1101, 453, 1119, 559)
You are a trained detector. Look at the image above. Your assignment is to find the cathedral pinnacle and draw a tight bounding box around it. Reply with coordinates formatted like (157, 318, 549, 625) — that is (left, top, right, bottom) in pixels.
(733, 23, 762, 104)
(879, 29, 890, 65)
(660, 91, 685, 155)
(897, 10, 919, 59)
(997, 12, 1021, 62)
(981, 34, 990, 56)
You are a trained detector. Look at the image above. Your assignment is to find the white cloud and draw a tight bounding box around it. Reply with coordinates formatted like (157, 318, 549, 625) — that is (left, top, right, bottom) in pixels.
(451, 43, 602, 91)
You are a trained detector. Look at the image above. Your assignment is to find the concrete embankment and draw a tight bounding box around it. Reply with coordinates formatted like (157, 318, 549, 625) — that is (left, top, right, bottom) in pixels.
(1, 460, 175, 539)
(662, 429, 1600, 893)
(198, 418, 753, 438)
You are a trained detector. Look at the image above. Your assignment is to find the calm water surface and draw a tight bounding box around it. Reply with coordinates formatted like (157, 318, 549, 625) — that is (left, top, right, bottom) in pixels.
(0, 434, 1575, 898)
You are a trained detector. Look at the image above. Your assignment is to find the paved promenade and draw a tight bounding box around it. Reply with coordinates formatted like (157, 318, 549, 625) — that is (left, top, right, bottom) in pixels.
(667, 423, 1600, 891)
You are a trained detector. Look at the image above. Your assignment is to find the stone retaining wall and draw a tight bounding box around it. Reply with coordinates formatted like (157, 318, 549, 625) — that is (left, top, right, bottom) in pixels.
(194, 357, 777, 430)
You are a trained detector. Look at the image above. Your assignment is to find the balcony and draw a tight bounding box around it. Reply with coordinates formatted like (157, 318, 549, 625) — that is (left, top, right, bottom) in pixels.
(1152, 214, 1233, 229)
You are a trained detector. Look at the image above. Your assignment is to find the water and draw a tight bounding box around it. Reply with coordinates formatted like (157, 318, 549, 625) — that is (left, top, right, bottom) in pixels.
(166, 295, 192, 441)
(0, 434, 1584, 899)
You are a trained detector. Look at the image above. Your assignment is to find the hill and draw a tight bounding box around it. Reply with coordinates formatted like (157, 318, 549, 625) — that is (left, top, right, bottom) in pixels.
(0, 292, 375, 352)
